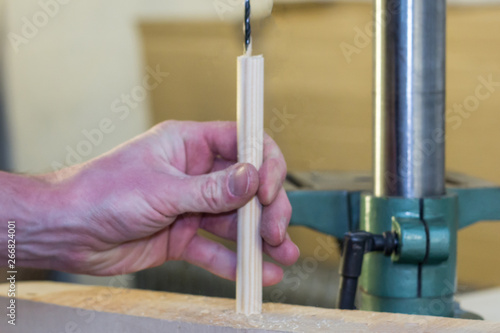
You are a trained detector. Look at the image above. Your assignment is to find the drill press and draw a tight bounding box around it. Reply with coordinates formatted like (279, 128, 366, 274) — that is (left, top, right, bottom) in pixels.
(360, 0, 450, 316)
(286, 0, 500, 317)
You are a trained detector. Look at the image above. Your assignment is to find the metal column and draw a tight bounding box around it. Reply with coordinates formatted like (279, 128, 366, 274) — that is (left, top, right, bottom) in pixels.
(360, 0, 455, 317)
(373, 0, 446, 198)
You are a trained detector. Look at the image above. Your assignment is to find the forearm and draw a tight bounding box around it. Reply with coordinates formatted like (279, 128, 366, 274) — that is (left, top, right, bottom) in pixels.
(0, 171, 72, 270)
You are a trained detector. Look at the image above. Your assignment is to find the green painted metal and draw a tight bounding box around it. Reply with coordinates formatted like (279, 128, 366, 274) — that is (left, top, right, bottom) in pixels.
(450, 187, 500, 229)
(391, 217, 428, 263)
(286, 184, 500, 317)
(358, 196, 421, 300)
(287, 190, 360, 239)
(287, 187, 500, 239)
(421, 196, 458, 303)
(360, 293, 454, 316)
(359, 195, 458, 317)
(392, 216, 450, 264)
(423, 217, 451, 264)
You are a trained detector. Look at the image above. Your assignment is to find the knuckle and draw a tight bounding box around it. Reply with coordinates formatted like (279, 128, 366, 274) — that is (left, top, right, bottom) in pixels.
(63, 247, 92, 273)
(154, 119, 177, 132)
(205, 243, 224, 270)
(200, 176, 224, 211)
(263, 222, 281, 246)
(151, 254, 167, 268)
(265, 157, 287, 183)
(161, 119, 179, 128)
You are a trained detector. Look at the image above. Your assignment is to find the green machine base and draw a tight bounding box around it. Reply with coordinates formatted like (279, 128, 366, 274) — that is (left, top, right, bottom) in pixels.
(286, 171, 500, 317)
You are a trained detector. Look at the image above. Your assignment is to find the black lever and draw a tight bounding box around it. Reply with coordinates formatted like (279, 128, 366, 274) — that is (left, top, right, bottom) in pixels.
(336, 231, 398, 310)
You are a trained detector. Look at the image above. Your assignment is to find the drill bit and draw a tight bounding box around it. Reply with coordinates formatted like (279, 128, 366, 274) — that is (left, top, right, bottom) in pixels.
(244, 0, 252, 56)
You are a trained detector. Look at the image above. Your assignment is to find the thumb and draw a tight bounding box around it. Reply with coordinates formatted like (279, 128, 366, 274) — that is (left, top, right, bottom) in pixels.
(174, 163, 259, 215)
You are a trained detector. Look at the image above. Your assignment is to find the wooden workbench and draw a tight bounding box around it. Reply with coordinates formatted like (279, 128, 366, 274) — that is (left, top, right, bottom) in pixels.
(0, 282, 498, 332)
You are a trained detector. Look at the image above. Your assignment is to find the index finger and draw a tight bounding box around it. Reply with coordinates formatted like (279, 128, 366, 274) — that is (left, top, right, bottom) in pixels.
(155, 121, 237, 176)
(258, 134, 287, 205)
(172, 122, 287, 202)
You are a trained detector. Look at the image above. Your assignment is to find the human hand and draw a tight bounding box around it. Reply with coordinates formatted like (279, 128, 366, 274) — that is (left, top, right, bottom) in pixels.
(27, 121, 299, 286)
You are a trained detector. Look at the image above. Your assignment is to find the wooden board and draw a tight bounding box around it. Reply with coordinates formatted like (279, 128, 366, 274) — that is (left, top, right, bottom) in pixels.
(0, 282, 499, 332)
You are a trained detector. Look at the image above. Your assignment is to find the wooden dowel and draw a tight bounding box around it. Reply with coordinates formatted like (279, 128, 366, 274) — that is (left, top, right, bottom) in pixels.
(236, 54, 264, 315)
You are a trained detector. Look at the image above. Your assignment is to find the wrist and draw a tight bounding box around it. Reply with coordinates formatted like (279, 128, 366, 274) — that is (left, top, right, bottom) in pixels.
(0, 171, 79, 270)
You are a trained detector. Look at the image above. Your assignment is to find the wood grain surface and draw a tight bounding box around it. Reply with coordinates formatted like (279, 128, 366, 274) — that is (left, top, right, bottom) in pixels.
(1, 282, 499, 332)
(236, 55, 265, 315)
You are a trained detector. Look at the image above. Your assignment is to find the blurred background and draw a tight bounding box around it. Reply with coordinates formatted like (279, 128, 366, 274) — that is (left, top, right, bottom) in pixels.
(1, 0, 500, 313)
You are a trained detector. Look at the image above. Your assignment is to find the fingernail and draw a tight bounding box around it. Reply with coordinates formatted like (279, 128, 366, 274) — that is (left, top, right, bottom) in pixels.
(286, 233, 300, 256)
(228, 165, 250, 197)
(295, 243, 301, 256)
(279, 217, 286, 241)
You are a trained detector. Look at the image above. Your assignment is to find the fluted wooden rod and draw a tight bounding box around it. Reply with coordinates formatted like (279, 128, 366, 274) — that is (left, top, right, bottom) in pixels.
(236, 54, 264, 315)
